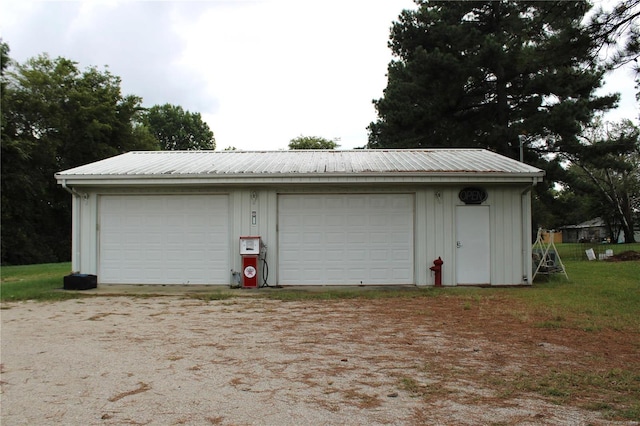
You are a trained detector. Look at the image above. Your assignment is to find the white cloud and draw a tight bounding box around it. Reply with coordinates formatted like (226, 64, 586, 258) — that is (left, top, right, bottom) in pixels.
(1, 1, 215, 109)
(173, 0, 413, 149)
(598, 65, 639, 123)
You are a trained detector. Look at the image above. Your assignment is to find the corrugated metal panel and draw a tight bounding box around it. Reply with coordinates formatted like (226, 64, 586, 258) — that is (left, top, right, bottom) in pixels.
(56, 149, 544, 178)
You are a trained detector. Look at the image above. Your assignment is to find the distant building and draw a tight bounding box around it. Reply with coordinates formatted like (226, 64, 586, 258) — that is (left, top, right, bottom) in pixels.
(560, 218, 608, 243)
(560, 218, 640, 243)
(541, 230, 562, 244)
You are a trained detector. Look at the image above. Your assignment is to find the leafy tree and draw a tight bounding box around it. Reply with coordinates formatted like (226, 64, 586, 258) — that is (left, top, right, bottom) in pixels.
(1, 49, 156, 264)
(589, 0, 640, 71)
(562, 120, 639, 243)
(551, 189, 597, 228)
(288, 136, 340, 150)
(131, 121, 161, 151)
(589, 0, 640, 108)
(142, 104, 215, 150)
(368, 1, 618, 164)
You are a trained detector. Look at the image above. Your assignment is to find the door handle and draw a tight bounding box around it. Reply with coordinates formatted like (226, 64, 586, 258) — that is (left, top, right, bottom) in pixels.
(456, 241, 462, 248)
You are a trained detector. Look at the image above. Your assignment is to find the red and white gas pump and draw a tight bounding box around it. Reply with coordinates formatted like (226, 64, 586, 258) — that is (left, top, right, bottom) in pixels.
(239, 236, 261, 288)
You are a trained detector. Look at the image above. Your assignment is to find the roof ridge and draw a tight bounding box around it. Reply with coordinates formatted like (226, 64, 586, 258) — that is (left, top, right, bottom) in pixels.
(128, 148, 487, 154)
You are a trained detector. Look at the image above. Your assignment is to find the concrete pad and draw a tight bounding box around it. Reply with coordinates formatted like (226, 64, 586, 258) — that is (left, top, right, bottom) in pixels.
(62, 284, 423, 296)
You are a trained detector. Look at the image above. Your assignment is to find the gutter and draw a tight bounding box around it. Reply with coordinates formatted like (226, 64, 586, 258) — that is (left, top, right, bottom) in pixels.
(56, 171, 547, 187)
(60, 179, 86, 274)
(61, 179, 88, 200)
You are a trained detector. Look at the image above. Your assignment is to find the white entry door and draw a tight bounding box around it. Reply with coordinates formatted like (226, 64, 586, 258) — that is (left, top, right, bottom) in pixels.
(456, 205, 490, 285)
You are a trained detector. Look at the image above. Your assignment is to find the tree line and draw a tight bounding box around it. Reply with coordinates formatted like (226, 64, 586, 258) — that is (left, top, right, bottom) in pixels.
(1, 43, 215, 264)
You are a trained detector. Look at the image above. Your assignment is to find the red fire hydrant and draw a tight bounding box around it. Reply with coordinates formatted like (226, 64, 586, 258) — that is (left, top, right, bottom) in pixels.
(430, 257, 443, 287)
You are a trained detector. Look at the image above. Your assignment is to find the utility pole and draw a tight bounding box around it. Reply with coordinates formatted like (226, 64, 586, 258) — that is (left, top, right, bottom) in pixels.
(518, 134, 525, 163)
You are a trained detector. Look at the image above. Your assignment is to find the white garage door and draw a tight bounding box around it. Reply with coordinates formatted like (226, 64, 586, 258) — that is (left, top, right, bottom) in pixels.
(99, 194, 229, 284)
(278, 194, 414, 285)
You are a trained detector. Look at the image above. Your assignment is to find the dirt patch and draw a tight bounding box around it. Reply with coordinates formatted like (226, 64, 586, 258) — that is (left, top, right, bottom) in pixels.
(606, 251, 640, 262)
(1, 296, 638, 425)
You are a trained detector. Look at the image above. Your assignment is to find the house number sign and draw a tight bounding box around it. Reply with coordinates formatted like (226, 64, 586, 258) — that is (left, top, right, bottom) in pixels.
(458, 187, 488, 205)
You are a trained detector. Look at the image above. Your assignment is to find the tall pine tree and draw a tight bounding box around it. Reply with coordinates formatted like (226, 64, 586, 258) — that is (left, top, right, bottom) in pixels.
(368, 1, 618, 164)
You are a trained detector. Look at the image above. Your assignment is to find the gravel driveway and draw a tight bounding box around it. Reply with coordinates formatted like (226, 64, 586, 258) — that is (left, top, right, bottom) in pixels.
(1, 296, 635, 425)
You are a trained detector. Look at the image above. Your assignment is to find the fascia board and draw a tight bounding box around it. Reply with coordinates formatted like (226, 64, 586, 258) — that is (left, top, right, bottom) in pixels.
(56, 172, 544, 187)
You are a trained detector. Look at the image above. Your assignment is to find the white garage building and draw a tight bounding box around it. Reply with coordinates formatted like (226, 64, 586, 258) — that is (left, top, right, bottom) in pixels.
(55, 149, 544, 287)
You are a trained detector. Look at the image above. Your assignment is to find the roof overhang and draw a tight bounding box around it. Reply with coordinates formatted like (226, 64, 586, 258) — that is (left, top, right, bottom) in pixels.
(55, 149, 546, 188)
(56, 172, 544, 188)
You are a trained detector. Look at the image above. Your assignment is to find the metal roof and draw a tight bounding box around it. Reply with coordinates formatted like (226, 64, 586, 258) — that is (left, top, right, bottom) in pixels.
(57, 149, 542, 175)
(55, 149, 544, 186)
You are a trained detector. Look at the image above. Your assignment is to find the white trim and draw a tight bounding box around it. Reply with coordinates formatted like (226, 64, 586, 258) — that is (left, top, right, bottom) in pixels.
(57, 174, 542, 187)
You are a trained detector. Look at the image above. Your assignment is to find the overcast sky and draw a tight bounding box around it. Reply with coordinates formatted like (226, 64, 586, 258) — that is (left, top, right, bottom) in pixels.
(1, 1, 637, 151)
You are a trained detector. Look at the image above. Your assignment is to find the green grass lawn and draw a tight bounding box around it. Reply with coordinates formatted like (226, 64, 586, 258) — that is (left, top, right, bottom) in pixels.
(530, 242, 640, 331)
(554, 242, 640, 261)
(518, 258, 640, 332)
(1, 262, 75, 302)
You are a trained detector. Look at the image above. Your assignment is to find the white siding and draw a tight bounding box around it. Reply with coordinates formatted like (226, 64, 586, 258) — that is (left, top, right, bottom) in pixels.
(71, 184, 533, 287)
(420, 186, 529, 286)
